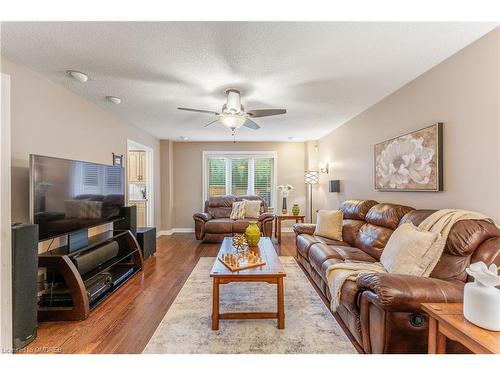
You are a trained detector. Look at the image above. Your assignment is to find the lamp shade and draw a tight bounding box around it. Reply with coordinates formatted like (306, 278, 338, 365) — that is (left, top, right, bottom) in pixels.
(329, 180, 340, 193)
(304, 171, 319, 184)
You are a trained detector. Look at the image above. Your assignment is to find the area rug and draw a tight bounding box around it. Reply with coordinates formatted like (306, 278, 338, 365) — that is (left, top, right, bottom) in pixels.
(143, 256, 356, 354)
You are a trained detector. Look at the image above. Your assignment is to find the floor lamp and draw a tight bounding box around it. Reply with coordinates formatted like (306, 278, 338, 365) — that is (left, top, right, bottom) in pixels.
(304, 171, 319, 223)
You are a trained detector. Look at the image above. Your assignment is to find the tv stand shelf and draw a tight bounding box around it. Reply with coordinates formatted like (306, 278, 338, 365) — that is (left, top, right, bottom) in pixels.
(38, 229, 143, 321)
(44, 229, 125, 256)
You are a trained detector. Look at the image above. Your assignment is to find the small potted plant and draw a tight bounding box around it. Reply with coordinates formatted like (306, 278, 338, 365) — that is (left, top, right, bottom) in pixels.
(277, 184, 294, 214)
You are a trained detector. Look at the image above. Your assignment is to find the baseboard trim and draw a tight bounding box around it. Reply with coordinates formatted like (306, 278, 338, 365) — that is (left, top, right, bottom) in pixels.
(157, 227, 294, 237)
(157, 228, 195, 237)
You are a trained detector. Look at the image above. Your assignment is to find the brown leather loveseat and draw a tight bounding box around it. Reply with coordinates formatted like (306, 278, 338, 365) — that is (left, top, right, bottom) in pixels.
(194, 195, 274, 242)
(294, 199, 500, 354)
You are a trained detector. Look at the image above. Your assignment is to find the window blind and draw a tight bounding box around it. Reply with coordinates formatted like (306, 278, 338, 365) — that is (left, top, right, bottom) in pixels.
(254, 158, 273, 206)
(231, 158, 248, 196)
(208, 158, 226, 197)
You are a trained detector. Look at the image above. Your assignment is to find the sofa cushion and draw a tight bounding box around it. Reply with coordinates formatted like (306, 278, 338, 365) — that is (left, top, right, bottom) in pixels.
(380, 222, 441, 276)
(243, 199, 261, 219)
(309, 243, 377, 276)
(230, 201, 246, 220)
(354, 223, 393, 261)
(314, 210, 343, 241)
(235, 195, 267, 213)
(399, 209, 436, 227)
(296, 234, 321, 258)
(315, 236, 350, 247)
(340, 199, 378, 220)
(207, 195, 235, 218)
(309, 243, 344, 273)
(296, 234, 349, 258)
(365, 203, 414, 230)
(434, 219, 500, 282)
(342, 219, 366, 246)
(204, 218, 233, 234)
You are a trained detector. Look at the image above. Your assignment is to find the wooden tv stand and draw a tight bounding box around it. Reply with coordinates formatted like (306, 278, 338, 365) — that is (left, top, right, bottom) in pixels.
(38, 229, 143, 321)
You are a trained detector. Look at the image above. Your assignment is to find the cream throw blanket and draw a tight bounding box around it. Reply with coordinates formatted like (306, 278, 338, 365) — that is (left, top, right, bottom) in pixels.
(325, 209, 493, 312)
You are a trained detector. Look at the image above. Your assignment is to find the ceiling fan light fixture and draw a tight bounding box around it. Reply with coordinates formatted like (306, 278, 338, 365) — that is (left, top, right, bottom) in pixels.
(220, 113, 246, 129)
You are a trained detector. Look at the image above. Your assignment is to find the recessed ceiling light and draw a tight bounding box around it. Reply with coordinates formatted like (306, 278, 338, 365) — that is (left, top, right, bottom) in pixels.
(180, 136, 188, 141)
(66, 70, 89, 83)
(288, 136, 302, 141)
(106, 96, 122, 104)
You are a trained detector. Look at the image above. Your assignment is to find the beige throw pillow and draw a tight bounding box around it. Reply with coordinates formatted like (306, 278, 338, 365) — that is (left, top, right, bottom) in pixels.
(243, 199, 261, 219)
(380, 222, 441, 276)
(314, 210, 343, 241)
(230, 201, 245, 220)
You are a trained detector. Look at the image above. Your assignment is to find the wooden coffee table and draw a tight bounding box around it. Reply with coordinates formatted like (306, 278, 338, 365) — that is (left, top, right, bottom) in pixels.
(210, 237, 286, 330)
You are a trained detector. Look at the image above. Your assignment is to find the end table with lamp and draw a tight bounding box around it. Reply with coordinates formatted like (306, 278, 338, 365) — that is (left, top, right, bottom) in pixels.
(274, 214, 305, 244)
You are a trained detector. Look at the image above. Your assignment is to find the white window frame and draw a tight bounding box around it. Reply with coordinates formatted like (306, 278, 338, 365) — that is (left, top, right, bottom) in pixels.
(202, 151, 278, 210)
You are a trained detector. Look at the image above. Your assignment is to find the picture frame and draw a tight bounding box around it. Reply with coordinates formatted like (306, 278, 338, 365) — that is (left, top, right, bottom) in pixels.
(112, 153, 123, 166)
(374, 123, 443, 192)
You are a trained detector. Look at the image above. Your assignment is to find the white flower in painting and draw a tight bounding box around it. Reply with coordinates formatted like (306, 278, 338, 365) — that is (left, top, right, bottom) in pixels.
(376, 135, 434, 188)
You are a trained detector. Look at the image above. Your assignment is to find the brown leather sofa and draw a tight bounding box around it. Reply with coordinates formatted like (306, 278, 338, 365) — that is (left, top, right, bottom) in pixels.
(194, 195, 274, 242)
(294, 199, 500, 354)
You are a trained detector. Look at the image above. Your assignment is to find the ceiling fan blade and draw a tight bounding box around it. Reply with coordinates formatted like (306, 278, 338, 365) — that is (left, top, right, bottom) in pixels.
(247, 109, 286, 118)
(203, 119, 220, 127)
(178, 107, 220, 115)
(243, 119, 260, 130)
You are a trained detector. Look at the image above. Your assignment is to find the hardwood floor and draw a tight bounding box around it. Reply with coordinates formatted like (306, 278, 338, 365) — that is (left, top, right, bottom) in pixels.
(21, 233, 298, 354)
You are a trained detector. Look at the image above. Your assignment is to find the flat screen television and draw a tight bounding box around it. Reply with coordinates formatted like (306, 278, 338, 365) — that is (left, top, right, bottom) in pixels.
(30, 154, 125, 241)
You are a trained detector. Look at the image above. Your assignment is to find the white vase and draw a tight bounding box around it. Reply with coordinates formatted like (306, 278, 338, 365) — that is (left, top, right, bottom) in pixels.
(463, 280, 500, 331)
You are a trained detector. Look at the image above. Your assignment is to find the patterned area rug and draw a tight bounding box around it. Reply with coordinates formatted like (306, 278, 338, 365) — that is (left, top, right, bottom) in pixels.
(143, 256, 356, 354)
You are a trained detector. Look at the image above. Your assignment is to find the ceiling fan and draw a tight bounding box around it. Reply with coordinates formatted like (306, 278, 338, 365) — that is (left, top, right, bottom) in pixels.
(177, 89, 286, 131)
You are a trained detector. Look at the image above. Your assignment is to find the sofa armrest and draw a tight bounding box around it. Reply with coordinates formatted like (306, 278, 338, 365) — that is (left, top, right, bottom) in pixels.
(357, 273, 464, 312)
(193, 212, 212, 222)
(258, 212, 274, 222)
(293, 223, 316, 236)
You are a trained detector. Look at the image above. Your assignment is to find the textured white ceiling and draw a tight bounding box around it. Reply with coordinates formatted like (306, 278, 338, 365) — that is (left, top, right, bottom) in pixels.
(1, 22, 497, 141)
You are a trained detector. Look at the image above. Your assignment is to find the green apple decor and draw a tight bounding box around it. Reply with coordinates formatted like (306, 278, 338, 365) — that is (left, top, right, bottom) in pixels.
(292, 203, 300, 216)
(245, 221, 261, 247)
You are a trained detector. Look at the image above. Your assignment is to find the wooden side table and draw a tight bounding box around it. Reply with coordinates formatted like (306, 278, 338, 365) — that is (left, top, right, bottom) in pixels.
(274, 214, 305, 244)
(422, 302, 500, 354)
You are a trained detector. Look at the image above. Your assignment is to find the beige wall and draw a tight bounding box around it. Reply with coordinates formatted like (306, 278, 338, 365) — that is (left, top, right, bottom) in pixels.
(166, 141, 307, 229)
(160, 140, 174, 231)
(1, 57, 162, 228)
(308, 28, 500, 222)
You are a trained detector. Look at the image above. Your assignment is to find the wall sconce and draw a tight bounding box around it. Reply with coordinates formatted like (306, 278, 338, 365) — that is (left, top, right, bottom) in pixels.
(319, 162, 329, 174)
(329, 180, 340, 193)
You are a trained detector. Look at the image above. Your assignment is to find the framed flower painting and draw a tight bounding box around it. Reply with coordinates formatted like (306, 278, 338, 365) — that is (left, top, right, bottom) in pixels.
(374, 123, 443, 191)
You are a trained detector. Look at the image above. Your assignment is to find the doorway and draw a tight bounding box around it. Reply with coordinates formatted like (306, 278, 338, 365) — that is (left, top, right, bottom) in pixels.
(126, 140, 154, 228)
